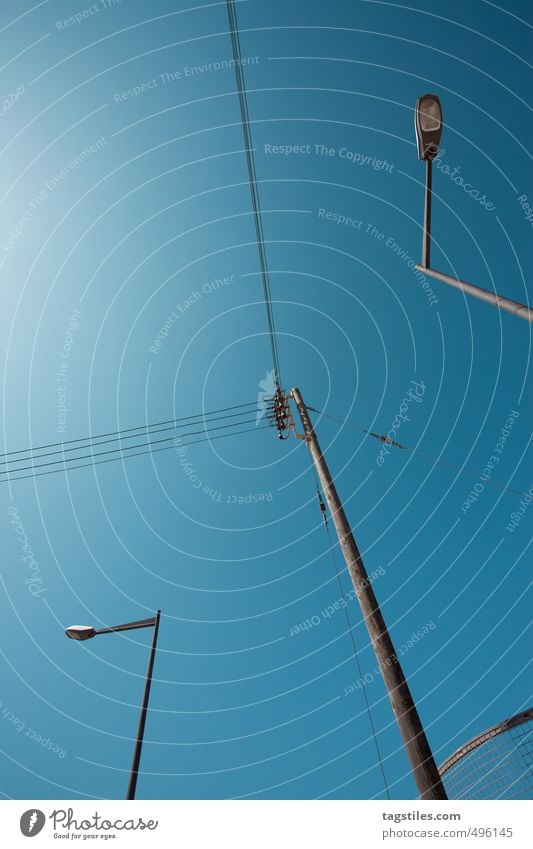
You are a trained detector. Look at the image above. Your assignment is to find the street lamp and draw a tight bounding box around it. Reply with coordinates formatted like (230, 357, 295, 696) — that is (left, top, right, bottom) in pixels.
(415, 93, 443, 161)
(65, 611, 161, 800)
(413, 94, 533, 322)
(415, 94, 442, 268)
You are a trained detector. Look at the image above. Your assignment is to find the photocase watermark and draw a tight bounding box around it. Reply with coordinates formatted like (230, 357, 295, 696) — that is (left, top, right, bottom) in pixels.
(343, 621, 436, 695)
(517, 194, 533, 229)
(20, 810, 46, 837)
(2, 137, 108, 254)
(0, 84, 24, 117)
(149, 274, 235, 354)
(175, 440, 272, 504)
(460, 409, 519, 514)
(20, 807, 159, 838)
(318, 210, 438, 306)
(318, 207, 365, 231)
(114, 56, 260, 103)
(8, 506, 47, 597)
(289, 566, 386, 637)
(376, 379, 427, 467)
(56, 308, 82, 434)
(367, 223, 439, 306)
(0, 699, 67, 758)
(56, 0, 123, 31)
(35, 808, 158, 835)
(505, 484, 533, 534)
(264, 142, 394, 173)
(433, 148, 496, 211)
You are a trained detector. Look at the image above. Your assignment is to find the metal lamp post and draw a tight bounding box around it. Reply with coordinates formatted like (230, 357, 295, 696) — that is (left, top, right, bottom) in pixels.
(415, 93, 443, 269)
(65, 611, 161, 800)
(414, 94, 533, 322)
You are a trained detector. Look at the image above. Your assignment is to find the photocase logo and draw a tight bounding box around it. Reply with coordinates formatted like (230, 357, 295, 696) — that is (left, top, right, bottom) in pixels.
(256, 369, 276, 425)
(20, 809, 46, 837)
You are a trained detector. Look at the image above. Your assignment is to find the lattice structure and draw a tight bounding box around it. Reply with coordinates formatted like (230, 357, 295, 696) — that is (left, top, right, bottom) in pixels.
(439, 708, 533, 800)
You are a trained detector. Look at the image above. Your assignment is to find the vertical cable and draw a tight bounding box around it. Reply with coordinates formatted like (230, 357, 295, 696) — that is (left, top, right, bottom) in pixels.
(226, 0, 282, 389)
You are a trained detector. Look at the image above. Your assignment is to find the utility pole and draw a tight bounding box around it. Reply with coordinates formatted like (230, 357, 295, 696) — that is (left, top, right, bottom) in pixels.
(290, 388, 447, 800)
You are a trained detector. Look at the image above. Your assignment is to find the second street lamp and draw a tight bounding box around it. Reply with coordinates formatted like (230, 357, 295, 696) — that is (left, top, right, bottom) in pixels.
(414, 93, 533, 323)
(414, 94, 443, 269)
(65, 611, 161, 800)
(415, 93, 443, 160)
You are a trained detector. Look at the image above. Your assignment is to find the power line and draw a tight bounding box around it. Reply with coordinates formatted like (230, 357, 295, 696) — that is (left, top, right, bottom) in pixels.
(308, 405, 527, 499)
(0, 416, 271, 478)
(226, 0, 282, 389)
(0, 400, 261, 460)
(0, 406, 266, 467)
(1, 422, 274, 484)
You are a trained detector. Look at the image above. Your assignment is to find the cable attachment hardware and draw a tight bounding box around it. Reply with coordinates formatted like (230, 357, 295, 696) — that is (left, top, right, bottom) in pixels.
(316, 486, 328, 529)
(273, 387, 291, 440)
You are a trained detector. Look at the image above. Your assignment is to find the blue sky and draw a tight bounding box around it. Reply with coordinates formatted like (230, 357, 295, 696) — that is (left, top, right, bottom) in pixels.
(0, 0, 531, 800)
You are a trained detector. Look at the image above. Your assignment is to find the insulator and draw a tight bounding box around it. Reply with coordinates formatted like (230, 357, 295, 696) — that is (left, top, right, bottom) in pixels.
(272, 390, 290, 438)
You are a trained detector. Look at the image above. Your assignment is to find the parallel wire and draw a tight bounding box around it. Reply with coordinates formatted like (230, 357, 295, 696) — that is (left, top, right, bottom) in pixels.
(0, 400, 261, 461)
(308, 405, 527, 498)
(226, 0, 282, 388)
(0, 416, 269, 477)
(0, 406, 265, 467)
(1, 422, 274, 484)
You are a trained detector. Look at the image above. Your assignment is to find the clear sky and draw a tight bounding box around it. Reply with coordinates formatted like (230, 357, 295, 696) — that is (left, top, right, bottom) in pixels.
(0, 0, 531, 800)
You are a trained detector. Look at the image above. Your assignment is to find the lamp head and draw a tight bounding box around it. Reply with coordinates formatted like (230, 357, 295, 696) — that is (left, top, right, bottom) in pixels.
(415, 94, 443, 160)
(65, 625, 96, 641)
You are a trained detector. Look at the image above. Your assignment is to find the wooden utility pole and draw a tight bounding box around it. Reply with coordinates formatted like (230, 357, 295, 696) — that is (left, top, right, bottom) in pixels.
(291, 388, 447, 800)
